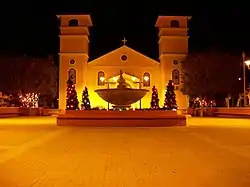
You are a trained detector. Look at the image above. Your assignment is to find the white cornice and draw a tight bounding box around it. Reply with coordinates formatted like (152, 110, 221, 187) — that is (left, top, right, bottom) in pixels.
(158, 36, 189, 43)
(158, 28, 189, 37)
(59, 53, 89, 58)
(159, 53, 187, 59)
(57, 15, 93, 27)
(59, 26, 90, 35)
(59, 35, 90, 42)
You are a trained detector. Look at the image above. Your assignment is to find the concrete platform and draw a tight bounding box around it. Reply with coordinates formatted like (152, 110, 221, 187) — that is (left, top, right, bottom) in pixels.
(57, 110, 187, 127)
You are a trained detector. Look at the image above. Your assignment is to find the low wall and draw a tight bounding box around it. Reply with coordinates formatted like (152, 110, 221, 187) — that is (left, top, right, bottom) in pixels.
(0, 107, 63, 117)
(215, 107, 250, 114)
(0, 107, 19, 114)
(187, 107, 250, 117)
(0, 107, 20, 118)
(19, 108, 40, 116)
(213, 107, 250, 118)
(58, 110, 186, 127)
(187, 108, 215, 117)
(42, 109, 62, 116)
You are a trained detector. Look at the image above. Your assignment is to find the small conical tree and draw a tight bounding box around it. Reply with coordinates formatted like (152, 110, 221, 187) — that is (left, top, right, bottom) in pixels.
(81, 87, 91, 110)
(164, 80, 178, 110)
(66, 78, 79, 110)
(150, 86, 159, 109)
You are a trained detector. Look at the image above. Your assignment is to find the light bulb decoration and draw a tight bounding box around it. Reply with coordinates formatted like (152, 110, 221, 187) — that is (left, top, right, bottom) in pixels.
(19, 92, 40, 108)
(66, 78, 79, 110)
(81, 86, 91, 110)
(150, 85, 159, 109)
(163, 80, 178, 110)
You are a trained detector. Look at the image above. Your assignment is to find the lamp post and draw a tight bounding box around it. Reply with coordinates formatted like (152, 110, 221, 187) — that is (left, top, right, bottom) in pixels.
(242, 52, 250, 106)
(131, 75, 149, 109)
(100, 77, 117, 110)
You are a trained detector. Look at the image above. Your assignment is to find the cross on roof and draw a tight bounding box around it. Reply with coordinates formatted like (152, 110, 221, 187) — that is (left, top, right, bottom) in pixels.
(122, 37, 127, 45)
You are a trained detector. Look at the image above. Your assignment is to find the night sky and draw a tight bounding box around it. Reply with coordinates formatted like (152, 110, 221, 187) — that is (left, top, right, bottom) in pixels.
(1, 2, 250, 60)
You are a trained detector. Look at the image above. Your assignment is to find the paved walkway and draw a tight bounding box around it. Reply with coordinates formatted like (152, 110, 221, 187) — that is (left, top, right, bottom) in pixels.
(0, 117, 249, 186)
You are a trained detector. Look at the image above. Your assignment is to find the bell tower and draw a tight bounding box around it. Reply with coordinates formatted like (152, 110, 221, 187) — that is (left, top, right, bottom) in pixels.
(57, 15, 92, 110)
(156, 16, 191, 109)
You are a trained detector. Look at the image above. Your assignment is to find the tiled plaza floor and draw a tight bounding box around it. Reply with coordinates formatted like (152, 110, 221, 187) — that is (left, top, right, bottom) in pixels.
(0, 117, 249, 186)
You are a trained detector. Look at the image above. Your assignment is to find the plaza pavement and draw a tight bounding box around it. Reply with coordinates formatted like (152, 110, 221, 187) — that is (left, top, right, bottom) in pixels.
(0, 116, 249, 186)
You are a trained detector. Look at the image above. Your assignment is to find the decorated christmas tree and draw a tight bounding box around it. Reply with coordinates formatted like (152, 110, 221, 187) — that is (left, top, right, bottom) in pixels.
(81, 87, 91, 110)
(66, 78, 79, 110)
(164, 80, 178, 110)
(150, 86, 159, 109)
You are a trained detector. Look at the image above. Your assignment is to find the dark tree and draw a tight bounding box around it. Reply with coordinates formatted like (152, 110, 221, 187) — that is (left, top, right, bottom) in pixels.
(150, 86, 159, 109)
(0, 55, 57, 95)
(164, 80, 178, 110)
(66, 78, 79, 110)
(81, 87, 91, 110)
(181, 51, 241, 97)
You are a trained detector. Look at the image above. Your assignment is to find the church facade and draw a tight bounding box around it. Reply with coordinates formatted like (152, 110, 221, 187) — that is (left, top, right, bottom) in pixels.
(57, 15, 191, 110)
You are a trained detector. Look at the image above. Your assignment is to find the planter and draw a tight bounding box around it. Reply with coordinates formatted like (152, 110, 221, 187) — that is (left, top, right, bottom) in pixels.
(193, 108, 206, 116)
(187, 108, 194, 116)
(206, 107, 216, 117)
(19, 107, 39, 116)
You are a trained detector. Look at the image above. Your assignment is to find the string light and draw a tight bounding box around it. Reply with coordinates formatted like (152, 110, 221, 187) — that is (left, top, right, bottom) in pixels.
(81, 87, 91, 110)
(164, 80, 178, 110)
(150, 85, 159, 109)
(19, 93, 39, 108)
(66, 79, 79, 110)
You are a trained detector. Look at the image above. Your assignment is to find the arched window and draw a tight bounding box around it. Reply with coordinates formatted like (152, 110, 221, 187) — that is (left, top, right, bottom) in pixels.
(69, 19, 79, 26)
(68, 68, 76, 84)
(98, 71, 105, 86)
(143, 72, 150, 87)
(172, 69, 180, 84)
(170, 20, 180, 28)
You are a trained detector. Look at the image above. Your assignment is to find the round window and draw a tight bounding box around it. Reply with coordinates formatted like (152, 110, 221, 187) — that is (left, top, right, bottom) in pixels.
(70, 59, 75, 64)
(121, 55, 128, 61)
(173, 60, 178, 65)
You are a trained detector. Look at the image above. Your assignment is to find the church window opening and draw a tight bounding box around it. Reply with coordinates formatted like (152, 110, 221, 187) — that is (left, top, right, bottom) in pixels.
(173, 60, 178, 65)
(70, 58, 75, 64)
(98, 71, 105, 86)
(143, 72, 150, 87)
(170, 20, 180, 28)
(121, 55, 128, 61)
(172, 69, 180, 84)
(68, 68, 76, 84)
(69, 19, 78, 26)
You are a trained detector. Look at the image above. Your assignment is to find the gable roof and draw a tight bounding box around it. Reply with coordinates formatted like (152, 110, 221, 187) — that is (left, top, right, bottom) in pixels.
(88, 45, 159, 66)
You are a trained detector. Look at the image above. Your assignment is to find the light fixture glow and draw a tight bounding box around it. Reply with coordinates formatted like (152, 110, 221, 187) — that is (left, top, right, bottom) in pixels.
(100, 77, 105, 82)
(245, 60, 250, 69)
(131, 77, 136, 82)
(143, 76, 149, 82)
